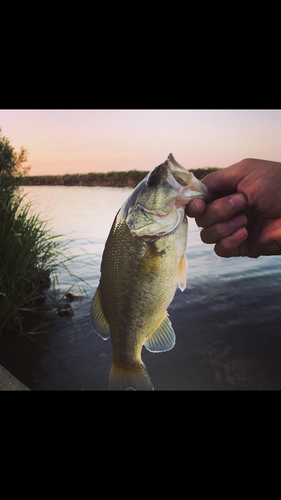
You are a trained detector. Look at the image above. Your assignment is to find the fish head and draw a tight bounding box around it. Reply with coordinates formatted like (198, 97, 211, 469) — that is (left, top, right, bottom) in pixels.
(166, 153, 218, 207)
(125, 153, 217, 238)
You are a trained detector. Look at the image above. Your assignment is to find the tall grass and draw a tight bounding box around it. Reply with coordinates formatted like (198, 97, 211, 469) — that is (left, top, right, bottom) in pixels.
(0, 176, 64, 338)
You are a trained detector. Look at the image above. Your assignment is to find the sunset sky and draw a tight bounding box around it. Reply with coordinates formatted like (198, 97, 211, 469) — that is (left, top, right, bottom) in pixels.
(1, 109, 281, 175)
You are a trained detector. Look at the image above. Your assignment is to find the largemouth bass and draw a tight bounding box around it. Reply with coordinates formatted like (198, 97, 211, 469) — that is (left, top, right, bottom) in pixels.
(91, 154, 217, 390)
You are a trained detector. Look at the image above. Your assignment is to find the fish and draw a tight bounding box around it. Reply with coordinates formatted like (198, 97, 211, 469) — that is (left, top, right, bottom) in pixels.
(91, 154, 217, 390)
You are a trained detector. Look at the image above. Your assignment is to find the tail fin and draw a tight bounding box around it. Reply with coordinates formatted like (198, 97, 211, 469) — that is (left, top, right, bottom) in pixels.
(109, 360, 154, 391)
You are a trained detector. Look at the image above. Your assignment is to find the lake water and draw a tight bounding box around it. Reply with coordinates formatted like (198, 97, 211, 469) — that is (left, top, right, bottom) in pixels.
(1, 185, 281, 390)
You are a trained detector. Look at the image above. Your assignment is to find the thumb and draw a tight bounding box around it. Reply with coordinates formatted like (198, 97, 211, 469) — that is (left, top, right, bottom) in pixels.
(202, 162, 244, 195)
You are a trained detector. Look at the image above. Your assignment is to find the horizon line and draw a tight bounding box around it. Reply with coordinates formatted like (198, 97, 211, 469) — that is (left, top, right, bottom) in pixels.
(24, 166, 220, 176)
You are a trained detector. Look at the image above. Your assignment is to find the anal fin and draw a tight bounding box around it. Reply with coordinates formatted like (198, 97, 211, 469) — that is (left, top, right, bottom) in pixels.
(144, 313, 176, 353)
(90, 285, 110, 340)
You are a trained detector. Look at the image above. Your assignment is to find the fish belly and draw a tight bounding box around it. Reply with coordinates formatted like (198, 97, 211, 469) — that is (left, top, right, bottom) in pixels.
(100, 213, 187, 367)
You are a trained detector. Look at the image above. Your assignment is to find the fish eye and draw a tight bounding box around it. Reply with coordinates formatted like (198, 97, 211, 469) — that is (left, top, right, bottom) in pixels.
(146, 174, 160, 188)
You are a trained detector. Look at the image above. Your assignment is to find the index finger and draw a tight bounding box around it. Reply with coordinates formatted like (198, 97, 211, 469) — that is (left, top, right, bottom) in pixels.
(185, 199, 206, 218)
(195, 192, 248, 228)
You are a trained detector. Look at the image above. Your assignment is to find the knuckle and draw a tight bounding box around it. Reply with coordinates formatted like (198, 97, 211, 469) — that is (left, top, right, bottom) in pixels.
(241, 157, 254, 165)
(204, 197, 237, 225)
(208, 199, 225, 220)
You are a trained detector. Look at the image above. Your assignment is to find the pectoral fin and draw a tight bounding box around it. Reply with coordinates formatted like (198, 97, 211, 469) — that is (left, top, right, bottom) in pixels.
(177, 254, 188, 292)
(144, 313, 176, 353)
(90, 285, 110, 340)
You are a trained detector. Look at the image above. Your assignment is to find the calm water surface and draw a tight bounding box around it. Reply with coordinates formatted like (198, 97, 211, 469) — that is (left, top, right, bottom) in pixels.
(1, 185, 281, 390)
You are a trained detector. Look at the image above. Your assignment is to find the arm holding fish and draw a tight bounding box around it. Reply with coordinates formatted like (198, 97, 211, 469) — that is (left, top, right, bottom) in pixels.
(185, 158, 281, 258)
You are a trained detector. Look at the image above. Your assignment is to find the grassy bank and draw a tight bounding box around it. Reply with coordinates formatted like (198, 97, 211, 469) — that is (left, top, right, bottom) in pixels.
(0, 175, 64, 337)
(0, 128, 71, 338)
(19, 167, 220, 187)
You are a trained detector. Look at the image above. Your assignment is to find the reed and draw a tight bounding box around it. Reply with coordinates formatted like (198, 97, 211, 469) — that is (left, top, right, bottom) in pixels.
(0, 175, 65, 338)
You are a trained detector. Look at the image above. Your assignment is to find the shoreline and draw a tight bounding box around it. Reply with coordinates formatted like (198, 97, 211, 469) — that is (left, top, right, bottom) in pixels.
(19, 171, 149, 188)
(19, 168, 220, 188)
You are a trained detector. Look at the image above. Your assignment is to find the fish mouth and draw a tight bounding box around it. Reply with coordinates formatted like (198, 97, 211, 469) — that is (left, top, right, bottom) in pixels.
(146, 154, 193, 190)
(166, 153, 218, 204)
(144, 154, 218, 210)
(168, 153, 187, 172)
(166, 155, 193, 188)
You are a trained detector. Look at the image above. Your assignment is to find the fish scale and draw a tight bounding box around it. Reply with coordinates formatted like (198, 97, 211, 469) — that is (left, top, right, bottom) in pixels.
(91, 154, 217, 390)
(96, 210, 187, 386)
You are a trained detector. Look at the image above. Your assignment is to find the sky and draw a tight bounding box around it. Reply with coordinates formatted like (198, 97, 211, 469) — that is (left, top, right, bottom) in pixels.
(1, 109, 281, 175)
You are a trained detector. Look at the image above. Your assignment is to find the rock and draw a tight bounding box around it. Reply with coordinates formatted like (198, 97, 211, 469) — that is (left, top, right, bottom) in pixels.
(58, 306, 74, 318)
(56, 292, 76, 317)
(57, 303, 74, 317)
(66, 292, 75, 302)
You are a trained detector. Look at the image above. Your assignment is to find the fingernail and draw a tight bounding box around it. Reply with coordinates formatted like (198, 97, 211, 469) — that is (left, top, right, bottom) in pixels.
(188, 200, 200, 214)
(233, 227, 248, 241)
(229, 193, 248, 209)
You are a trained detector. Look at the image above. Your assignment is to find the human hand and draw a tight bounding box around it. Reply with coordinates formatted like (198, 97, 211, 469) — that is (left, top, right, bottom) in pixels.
(185, 158, 281, 258)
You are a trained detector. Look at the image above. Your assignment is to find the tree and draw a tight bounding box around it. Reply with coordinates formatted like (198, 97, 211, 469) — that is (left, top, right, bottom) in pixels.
(0, 128, 30, 178)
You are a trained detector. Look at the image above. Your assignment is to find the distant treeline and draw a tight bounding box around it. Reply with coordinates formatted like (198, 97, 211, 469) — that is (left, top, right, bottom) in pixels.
(19, 167, 220, 188)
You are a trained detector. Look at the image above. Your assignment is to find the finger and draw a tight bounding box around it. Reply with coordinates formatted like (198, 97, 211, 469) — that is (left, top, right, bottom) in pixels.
(196, 192, 248, 228)
(185, 199, 206, 218)
(214, 227, 248, 257)
(254, 219, 281, 256)
(200, 159, 248, 193)
(200, 214, 248, 244)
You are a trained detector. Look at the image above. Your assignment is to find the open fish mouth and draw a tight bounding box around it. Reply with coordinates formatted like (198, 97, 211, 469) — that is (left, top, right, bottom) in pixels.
(145, 154, 194, 190)
(166, 153, 218, 204)
(168, 153, 187, 171)
(144, 153, 218, 214)
(167, 154, 193, 187)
